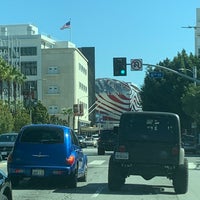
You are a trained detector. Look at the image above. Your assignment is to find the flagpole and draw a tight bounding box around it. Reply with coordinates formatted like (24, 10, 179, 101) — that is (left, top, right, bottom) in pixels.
(60, 19, 72, 41)
(69, 18, 72, 42)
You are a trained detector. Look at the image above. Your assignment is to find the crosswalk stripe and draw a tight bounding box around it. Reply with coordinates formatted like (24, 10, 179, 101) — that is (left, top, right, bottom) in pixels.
(89, 160, 105, 165)
(188, 162, 196, 169)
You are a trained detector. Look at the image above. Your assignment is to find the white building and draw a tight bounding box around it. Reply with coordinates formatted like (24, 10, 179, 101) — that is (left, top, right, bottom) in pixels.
(195, 8, 200, 56)
(0, 24, 90, 129)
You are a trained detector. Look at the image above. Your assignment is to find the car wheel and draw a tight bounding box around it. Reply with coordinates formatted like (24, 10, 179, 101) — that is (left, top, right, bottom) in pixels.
(108, 155, 125, 191)
(79, 165, 87, 182)
(173, 158, 188, 194)
(68, 168, 78, 188)
(98, 147, 105, 155)
(10, 176, 20, 187)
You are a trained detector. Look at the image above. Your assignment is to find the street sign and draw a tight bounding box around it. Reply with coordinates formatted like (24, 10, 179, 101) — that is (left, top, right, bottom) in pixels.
(131, 59, 143, 71)
(149, 71, 164, 78)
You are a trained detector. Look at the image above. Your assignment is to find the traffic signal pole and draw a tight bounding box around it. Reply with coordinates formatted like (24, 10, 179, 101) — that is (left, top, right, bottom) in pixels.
(142, 63, 200, 84)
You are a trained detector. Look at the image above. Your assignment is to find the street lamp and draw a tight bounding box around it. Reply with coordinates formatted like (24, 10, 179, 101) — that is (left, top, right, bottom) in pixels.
(179, 66, 197, 86)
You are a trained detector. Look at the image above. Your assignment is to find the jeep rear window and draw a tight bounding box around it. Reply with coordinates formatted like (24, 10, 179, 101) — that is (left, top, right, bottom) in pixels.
(100, 130, 117, 139)
(119, 114, 179, 142)
(20, 127, 64, 144)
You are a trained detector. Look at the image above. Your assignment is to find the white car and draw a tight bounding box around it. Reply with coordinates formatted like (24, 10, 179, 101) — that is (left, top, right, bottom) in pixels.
(85, 137, 97, 147)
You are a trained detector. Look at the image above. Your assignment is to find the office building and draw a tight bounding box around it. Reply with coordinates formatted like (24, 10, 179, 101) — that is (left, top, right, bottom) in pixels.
(0, 24, 92, 129)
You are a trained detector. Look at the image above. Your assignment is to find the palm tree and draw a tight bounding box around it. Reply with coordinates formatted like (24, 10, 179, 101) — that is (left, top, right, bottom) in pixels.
(0, 58, 8, 99)
(0, 58, 26, 109)
(62, 107, 73, 127)
(4, 66, 14, 105)
(12, 68, 26, 112)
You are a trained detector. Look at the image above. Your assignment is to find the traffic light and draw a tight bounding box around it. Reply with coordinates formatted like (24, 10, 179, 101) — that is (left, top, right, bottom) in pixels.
(113, 57, 127, 76)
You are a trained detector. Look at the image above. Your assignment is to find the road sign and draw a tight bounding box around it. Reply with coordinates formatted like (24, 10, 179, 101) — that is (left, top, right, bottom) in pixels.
(131, 59, 143, 71)
(149, 71, 164, 78)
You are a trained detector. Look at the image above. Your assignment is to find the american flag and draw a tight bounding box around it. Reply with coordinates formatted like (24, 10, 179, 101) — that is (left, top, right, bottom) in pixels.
(60, 21, 71, 30)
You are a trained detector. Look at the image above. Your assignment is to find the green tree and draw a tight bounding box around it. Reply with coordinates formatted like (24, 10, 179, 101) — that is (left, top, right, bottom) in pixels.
(182, 85, 200, 126)
(31, 101, 49, 124)
(13, 102, 31, 132)
(0, 101, 14, 133)
(0, 57, 26, 110)
(0, 58, 8, 99)
(140, 49, 198, 132)
(61, 107, 73, 127)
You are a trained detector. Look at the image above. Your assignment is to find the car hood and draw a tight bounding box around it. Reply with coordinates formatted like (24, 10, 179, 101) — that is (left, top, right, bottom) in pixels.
(0, 142, 15, 146)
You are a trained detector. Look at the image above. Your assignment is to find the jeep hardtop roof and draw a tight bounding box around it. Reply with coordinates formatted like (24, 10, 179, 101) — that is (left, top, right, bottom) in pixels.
(119, 111, 181, 143)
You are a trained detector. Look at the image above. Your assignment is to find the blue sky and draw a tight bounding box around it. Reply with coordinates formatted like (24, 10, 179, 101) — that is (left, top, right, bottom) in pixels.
(0, 0, 199, 88)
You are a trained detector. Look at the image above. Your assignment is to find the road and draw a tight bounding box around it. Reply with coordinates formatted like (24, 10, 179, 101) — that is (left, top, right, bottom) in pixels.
(1, 148, 200, 200)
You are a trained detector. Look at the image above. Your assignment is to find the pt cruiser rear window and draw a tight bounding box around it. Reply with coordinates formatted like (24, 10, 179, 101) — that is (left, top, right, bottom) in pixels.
(20, 127, 64, 144)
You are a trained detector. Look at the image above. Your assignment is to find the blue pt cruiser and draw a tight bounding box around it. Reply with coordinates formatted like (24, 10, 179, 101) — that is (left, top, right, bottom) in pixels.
(7, 124, 87, 188)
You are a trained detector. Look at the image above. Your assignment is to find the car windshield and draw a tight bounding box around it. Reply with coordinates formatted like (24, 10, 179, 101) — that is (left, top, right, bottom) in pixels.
(120, 114, 179, 142)
(20, 127, 64, 144)
(85, 137, 93, 141)
(0, 134, 17, 142)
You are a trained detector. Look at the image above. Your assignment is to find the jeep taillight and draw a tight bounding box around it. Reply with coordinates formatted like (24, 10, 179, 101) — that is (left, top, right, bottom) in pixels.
(171, 146, 179, 156)
(66, 155, 75, 165)
(118, 145, 126, 152)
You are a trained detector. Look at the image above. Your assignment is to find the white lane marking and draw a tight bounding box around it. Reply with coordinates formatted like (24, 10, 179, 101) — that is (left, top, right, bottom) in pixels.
(89, 160, 105, 165)
(0, 162, 7, 166)
(91, 186, 103, 198)
(188, 162, 196, 169)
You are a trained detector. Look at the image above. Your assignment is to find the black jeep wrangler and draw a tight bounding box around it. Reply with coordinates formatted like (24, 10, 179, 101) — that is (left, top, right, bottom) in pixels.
(108, 111, 188, 194)
(97, 127, 118, 155)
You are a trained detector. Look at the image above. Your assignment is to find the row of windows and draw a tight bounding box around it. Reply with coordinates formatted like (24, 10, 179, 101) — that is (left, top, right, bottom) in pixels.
(48, 105, 59, 114)
(0, 47, 38, 57)
(21, 47, 37, 56)
(21, 61, 37, 75)
(48, 66, 59, 74)
(79, 63, 87, 75)
(22, 84, 88, 95)
(48, 86, 59, 94)
(79, 82, 87, 92)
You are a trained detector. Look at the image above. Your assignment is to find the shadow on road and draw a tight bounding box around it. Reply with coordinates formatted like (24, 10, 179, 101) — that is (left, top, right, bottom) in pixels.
(14, 178, 175, 195)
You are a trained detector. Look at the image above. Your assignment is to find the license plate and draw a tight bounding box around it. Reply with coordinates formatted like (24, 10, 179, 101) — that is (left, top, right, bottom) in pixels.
(32, 169, 44, 176)
(1, 152, 7, 156)
(115, 152, 129, 160)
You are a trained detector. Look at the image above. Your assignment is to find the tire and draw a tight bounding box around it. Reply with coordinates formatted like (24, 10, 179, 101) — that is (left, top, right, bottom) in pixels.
(98, 147, 105, 155)
(67, 169, 78, 188)
(173, 158, 188, 194)
(79, 165, 87, 182)
(10, 176, 20, 187)
(108, 155, 125, 191)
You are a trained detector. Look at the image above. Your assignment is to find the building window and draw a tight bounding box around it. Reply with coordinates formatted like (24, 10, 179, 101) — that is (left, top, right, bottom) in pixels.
(79, 82, 87, 92)
(48, 105, 59, 114)
(79, 63, 87, 75)
(198, 48, 200, 56)
(21, 61, 37, 75)
(48, 86, 59, 94)
(48, 66, 59, 74)
(21, 47, 37, 56)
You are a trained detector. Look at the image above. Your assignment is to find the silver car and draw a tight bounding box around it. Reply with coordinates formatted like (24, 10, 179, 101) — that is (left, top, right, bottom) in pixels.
(0, 133, 18, 159)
